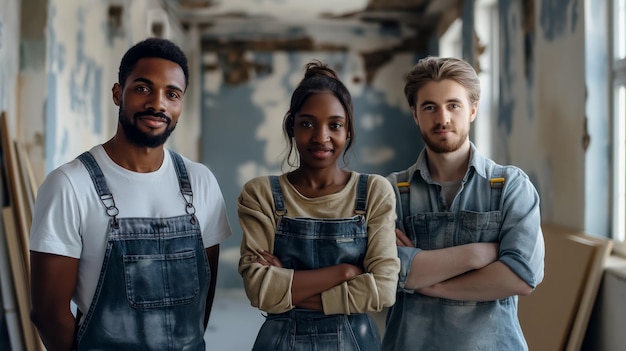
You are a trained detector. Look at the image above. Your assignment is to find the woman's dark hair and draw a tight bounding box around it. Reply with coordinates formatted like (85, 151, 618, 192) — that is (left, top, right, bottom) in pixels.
(118, 37, 189, 90)
(282, 60, 354, 168)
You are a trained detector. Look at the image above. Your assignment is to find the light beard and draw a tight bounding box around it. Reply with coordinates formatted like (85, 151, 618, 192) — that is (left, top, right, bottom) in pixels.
(420, 127, 468, 154)
(118, 109, 176, 148)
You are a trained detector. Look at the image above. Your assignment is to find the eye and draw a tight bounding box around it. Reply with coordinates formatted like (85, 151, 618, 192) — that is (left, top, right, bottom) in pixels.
(299, 121, 313, 128)
(423, 105, 435, 112)
(167, 91, 181, 100)
(330, 122, 344, 130)
(135, 85, 150, 93)
(450, 103, 460, 109)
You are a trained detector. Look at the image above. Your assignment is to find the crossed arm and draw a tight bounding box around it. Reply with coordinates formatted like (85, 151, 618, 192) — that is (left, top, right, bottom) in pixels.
(253, 251, 362, 310)
(397, 229, 533, 301)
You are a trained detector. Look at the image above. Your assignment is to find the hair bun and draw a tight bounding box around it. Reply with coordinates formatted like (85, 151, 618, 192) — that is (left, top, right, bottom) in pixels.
(303, 60, 339, 80)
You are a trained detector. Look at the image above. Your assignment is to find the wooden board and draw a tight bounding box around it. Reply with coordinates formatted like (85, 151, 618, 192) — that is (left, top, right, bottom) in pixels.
(0, 203, 25, 351)
(14, 140, 35, 227)
(518, 223, 613, 351)
(0, 112, 31, 273)
(2, 207, 37, 351)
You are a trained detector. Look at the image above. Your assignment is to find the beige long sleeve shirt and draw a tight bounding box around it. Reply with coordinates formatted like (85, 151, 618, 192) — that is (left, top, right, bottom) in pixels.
(238, 172, 400, 315)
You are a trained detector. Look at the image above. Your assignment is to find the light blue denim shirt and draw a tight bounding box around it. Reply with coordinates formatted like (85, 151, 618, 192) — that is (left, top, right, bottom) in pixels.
(382, 143, 545, 351)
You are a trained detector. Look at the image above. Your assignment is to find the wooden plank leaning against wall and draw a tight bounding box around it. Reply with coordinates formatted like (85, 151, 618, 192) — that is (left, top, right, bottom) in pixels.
(0, 111, 44, 351)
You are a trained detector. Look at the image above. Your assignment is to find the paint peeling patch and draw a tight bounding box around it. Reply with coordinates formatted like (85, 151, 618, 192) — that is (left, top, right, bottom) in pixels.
(70, 10, 103, 134)
(539, 0, 580, 40)
(498, 0, 516, 136)
(45, 72, 57, 173)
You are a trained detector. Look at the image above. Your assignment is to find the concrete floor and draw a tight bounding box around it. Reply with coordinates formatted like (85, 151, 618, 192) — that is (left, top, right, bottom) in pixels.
(204, 289, 388, 351)
(204, 289, 265, 350)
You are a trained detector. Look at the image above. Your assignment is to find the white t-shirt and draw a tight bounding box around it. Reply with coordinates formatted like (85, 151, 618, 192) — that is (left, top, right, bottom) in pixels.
(29, 145, 232, 314)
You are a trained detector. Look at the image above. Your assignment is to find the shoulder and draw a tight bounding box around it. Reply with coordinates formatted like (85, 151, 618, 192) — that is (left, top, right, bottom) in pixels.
(481, 159, 537, 197)
(39, 157, 90, 193)
(355, 173, 395, 205)
(483, 158, 531, 182)
(169, 150, 211, 175)
(239, 175, 273, 200)
(365, 173, 394, 193)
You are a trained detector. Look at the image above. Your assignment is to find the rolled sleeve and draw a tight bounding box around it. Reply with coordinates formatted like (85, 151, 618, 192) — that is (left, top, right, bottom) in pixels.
(498, 169, 545, 288)
(397, 246, 422, 293)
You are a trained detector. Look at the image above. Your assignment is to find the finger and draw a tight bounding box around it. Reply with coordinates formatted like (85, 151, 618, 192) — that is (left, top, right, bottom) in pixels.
(395, 229, 414, 247)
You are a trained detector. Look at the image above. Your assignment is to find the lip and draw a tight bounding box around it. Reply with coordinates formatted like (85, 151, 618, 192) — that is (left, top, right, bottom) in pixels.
(138, 115, 169, 128)
(308, 147, 333, 159)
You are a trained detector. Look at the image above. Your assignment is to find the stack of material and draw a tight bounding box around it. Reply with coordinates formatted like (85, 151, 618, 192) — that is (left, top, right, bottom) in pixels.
(0, 111, 43, 351)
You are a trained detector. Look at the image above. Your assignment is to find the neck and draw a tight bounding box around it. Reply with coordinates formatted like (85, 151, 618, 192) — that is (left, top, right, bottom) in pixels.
(425, 142, 471, 182)
(103, 134, 165, 173)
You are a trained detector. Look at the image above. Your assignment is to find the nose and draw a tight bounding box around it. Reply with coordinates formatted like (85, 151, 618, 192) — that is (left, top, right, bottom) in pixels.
(434, 108, 451, 126)
(146, 91, 167, 112)
(312, 125, 329, 142)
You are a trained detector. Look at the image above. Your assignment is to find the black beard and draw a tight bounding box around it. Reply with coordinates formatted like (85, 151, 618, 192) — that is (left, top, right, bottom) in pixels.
(118, 109, 176, 148)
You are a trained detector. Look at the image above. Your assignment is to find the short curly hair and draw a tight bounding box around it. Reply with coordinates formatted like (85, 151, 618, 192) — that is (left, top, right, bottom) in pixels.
(118, 37, 189, 89)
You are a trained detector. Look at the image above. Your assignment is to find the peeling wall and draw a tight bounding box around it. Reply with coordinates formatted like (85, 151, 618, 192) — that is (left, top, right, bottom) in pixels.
(44, 0, 200, 172)
(46, 0, 112, 170)
(497, 0, 586, 228)
(0, 0, 20, 124)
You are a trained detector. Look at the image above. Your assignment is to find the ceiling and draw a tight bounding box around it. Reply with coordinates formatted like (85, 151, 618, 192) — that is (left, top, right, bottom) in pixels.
(165, 0, 461, 42)
(161, 0, 463, 84)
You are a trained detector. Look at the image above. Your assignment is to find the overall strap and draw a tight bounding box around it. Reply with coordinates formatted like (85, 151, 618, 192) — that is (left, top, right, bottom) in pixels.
(489, 165, 505, 211)
(77, 152, 120, 227)
(269, 176, 286, 216)
(395, 170, 411, 225)
(354, 174, 369, 215)
(169, 151, 197, 221)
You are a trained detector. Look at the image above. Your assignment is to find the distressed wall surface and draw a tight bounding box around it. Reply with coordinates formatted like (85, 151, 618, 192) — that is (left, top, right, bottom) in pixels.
(497, 0, 586, 228)
(0, 0, 20, 124)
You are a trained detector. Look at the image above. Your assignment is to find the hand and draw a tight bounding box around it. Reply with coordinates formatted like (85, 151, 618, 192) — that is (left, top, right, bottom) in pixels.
(254, 250, 284, 268)
(396, 228, 415, 247)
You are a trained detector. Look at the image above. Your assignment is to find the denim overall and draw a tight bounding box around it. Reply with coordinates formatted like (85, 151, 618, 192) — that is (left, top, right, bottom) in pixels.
(383, 163, 529, 351)
(74, 151, 209, 351)
(252, 174, 381, 351)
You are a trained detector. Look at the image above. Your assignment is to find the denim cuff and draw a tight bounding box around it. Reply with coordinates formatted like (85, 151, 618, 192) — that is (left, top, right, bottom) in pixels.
(397, 246, 421, 293)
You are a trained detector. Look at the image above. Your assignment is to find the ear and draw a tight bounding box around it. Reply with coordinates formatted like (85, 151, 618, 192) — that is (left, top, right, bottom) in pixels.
(112, 83, 122, 106)
(470, 101, 478, 122)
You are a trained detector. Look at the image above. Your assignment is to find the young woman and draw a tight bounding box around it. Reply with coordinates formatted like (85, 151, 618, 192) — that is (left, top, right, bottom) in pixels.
(237, 61, 400, 351)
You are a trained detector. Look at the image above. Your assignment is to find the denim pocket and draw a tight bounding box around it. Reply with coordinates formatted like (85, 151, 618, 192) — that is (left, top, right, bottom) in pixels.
(123, 250, 200, 309)
(458, 210, 501, 245)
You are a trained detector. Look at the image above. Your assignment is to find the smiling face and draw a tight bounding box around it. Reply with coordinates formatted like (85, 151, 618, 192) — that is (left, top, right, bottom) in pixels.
(112, 57, 186, 148)
(293, 92, 348, 170)
(412, 79, 477, 154)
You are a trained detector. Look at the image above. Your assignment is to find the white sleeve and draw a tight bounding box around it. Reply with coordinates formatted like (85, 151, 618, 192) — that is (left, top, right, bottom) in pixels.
(29, 167, 83, 258)
(189, 163, 232, 248)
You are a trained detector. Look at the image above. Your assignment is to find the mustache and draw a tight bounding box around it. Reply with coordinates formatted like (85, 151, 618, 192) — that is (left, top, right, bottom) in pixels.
(134, 110, 171, 123)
